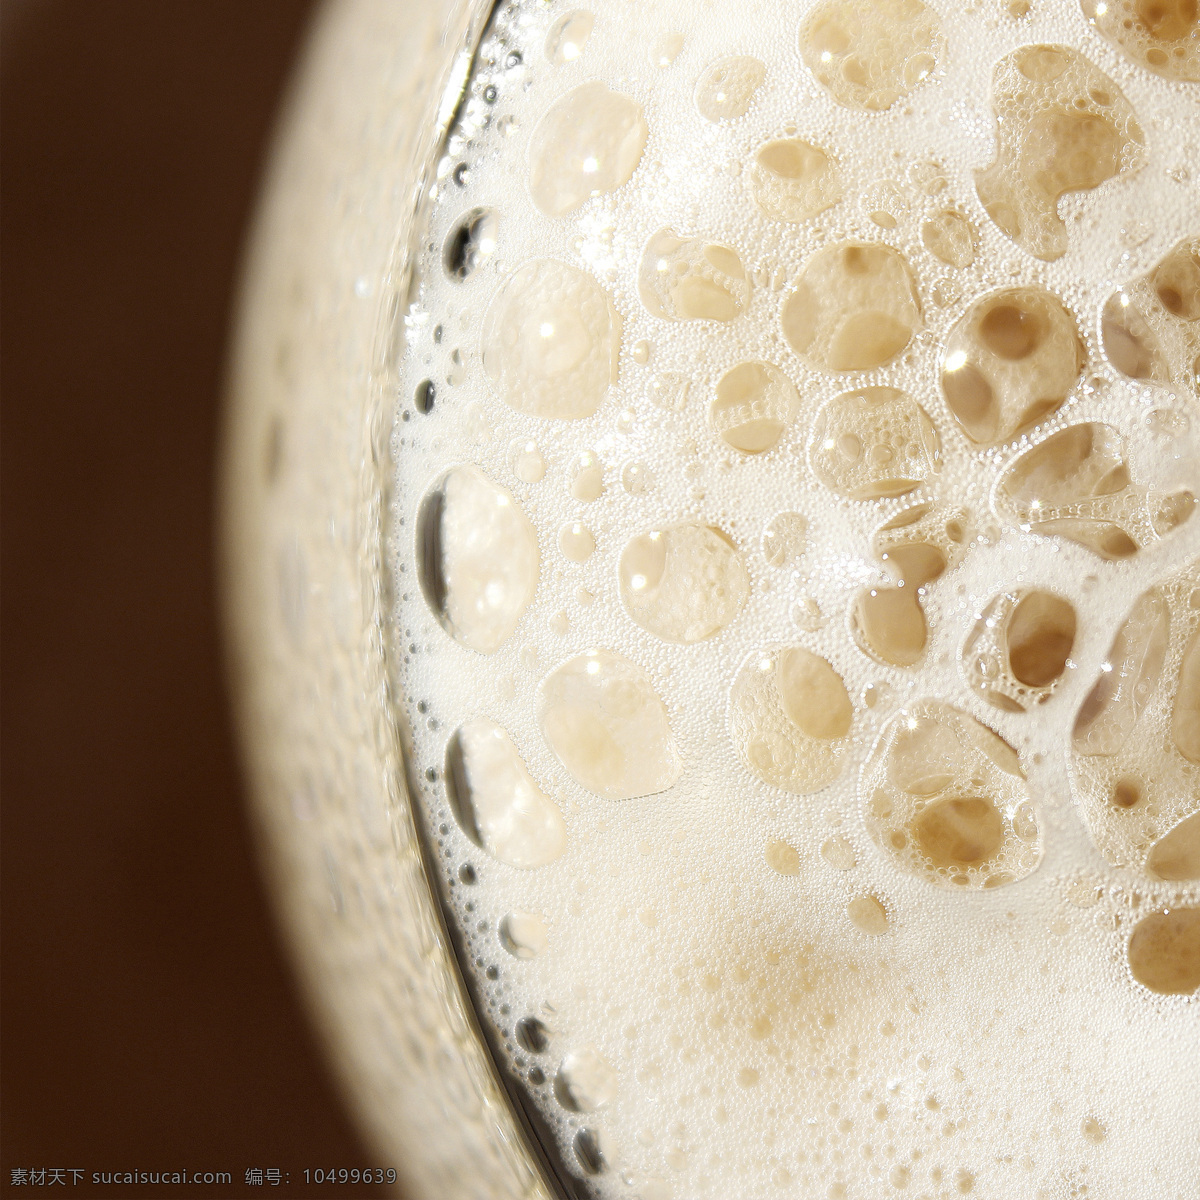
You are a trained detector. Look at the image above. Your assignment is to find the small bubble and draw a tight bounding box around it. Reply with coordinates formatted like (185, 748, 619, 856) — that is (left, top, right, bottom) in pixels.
(765, 839, 801, 875)
(648, 372, 690, 411)
(557, 1047, 617, 1111)
(558, 522, 596, 562)
(762, 512, 808, 566)
(545, 10, 593, 65)
(499, 911, 548, 958)
(652, 32, 685, 67)
(443, 208, 498, 282)
(622, 461, 653, 494)
(510, 439, 546, 483)
(847, 895, 890, 935)
(791, 594, 825, 631)
(821, 836, 857, 871)
(570, 450, 605, 501)
(695, 55, 766, 121)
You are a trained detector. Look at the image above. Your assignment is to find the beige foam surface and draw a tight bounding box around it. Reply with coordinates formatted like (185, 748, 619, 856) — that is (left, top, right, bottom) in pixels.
(388, 1, 1200, 1195)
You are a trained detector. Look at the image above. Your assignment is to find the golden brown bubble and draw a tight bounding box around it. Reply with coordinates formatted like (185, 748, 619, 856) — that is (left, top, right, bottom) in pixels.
(963, 590, 1077, 712)
(975, 45, 1144, 260)
(1128, 908, 1200, 994)
(940, 288, 1083, 446)
(997, 423, 1193, 559)
(782, 242, 921, 373)
(748, 138, 842, 223)
(1102, 237, 1200, 389)
(864, 702, 1039, 889)
(1081, 0, 1200, 81)
(729, 645, 854, 793)
(799, 0, 944, 112)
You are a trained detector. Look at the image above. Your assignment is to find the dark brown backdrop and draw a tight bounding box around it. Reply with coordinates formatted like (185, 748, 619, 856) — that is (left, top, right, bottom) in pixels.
(2, 3, 392, 1194)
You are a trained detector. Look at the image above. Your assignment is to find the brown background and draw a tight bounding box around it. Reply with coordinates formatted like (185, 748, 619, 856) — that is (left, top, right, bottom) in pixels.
(2, 2, 393, 1194)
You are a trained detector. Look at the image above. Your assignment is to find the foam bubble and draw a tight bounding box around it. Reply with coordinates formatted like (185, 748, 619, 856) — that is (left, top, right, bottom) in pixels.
(537, 648, 681, 799)
(1128, 908, 1200, 994)
(748, 138, 841, 222)
(799, 0, 944, 112)
(557, 1046, 618, 1111)
(695, 55, 766, 121)
(997, 424, 1194, 559)
(781, 242, 922, 372)
(482, 259, 621, 420)
(527, 81, 648, 216)
(709, 361, 801, 454)
(853, 502, 968, 667)
(846, 894, 890, 934)
(618, 524, 749, 643)
(962, 589, 1077, 712)
(1071, 559, 1200, 871)
(545, 10, 594, 65)
(864, 702, 1040, 888)
(729, 645, 854, 793)
(1101, 236, 1200, 388)
(445, 719, 567, 867)
(940, 287, 1083, 445)
(416, 465, 538, 654)
(1082, 0, 1200, 81)
(809, 386, 941, 500)
(920, 209, 976, 268)
(638, 229, 750, 322)
(499, 910, 549, 959)
(975, 45, 1144, 261)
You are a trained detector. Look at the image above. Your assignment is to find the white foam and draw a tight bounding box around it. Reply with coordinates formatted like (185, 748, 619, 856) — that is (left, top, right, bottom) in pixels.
(389, 1, 1200, 1194)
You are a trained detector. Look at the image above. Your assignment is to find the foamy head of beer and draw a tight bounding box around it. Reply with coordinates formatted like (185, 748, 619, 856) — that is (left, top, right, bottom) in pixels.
(390, 1, 1200, 1195)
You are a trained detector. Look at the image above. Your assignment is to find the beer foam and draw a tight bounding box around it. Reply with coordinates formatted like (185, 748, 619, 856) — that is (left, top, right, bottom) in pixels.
(388, 1, 1200, 1195)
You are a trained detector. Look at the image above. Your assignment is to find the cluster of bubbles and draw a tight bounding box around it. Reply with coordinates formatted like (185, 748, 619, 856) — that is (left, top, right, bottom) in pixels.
(388, 0, 1200, 1195)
